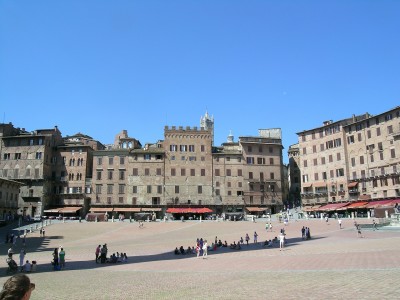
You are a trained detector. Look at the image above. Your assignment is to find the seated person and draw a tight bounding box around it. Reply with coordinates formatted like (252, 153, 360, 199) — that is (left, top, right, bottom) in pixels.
(122, 253, 128, 262)
(240, 237, 244, 244)
(24, 260, 32, 272)
(230, 241, 237, 249)
(217, 239, 223, 247)
(236, 241, 241, 250)
(174, 247, 180, 255)
(186, 246, 192, 254)
(223, 241, 228, 247)
(273, 237, 278, 243)
(179, 246, 185, 255)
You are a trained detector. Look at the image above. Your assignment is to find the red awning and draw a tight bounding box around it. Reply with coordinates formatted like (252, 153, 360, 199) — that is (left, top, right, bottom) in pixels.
(365, 200, 396, 209)
(318, 202, 350, 211)
(246, 207, 266, 212)
(313, 182, 327, 188)
(302, 183, 312, 188)
(166, 207, 212, 213)
(344, 201, 368, 209)
(347, 182, 358, 188)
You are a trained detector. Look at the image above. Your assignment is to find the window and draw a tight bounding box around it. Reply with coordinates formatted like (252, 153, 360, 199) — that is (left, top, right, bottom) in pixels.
(257, 157, 265, 164)
(367, 130, 371, 139)
(322, 172, 327, 180)
(391, 148, 396, 159)
(303, 147, 307, 155)
(313, 145, 316, 153)
(321, 157, 326, 165)
(170, 145, 177, 152)
(96, 185, 102, 194)
(108, 170, 113, 180)
(215, 169, 220, 176)
(258, 146, 263, 153)
(201, 169, 205, 176)
(337, 153, 341, 161)
(303, 160, 308, 168)
(132, 186, 137, 193)
(14, 153, 21, 160)
(145, 168, 150, 176)
(329, 155, 333, 163)
(320, 144, 324, 151)
(132, 168, 138, 176)
(270, 172, 275, 179)
(360, 156, 364, 164)
(120, 157, 125, 165)
(249, 172, 253, 179)
(181, 168, 186, 176)
(226, 169, 231, 176)
(198, 186, 202, 194)
(107, 185, 113, 194)
(175, 186, 179, 193)
(336, 168, 344, 177)
(109, 157, 113, 165)
(388, 125, 393, 134)
(246, 157, 254, 164)
(351, 157, 355, 167)
(119, 197, 124, 204)
(144, 154, 151, 160)
(191, 169, 195, 176)
(180, 145, 187, 152)
(156, 168, 162, 176)
(119, 170, 125, 180)
(157, 185, 162, 194)
(314, 173, 319, 180)
(97, 157, 102, 165)
(171, 168, 176, 176)
(238, 169, 242, 176)
(147, 185, 152, 193)
(269, 158, 274, 165)
(36, 152, 42, 159)
(348, 136, 355, 144)
(313, 159, 318, 166)
(119, 185, 125, 194)
(376, 127, 381, 136)
(201, 145, 205, 152)
(189, 145, 195, 152)
(248, 146, 252, 152)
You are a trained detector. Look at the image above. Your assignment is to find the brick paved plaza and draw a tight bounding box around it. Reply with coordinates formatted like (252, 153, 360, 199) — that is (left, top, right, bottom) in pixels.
(1, 217, 399, 299)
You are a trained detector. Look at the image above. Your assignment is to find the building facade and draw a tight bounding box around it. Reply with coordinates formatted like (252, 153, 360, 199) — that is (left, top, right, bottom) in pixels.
(296, 106, 400, 208)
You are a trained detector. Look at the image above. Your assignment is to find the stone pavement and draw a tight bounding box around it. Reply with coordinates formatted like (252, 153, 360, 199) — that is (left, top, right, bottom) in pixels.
(0, 217, 399, 299)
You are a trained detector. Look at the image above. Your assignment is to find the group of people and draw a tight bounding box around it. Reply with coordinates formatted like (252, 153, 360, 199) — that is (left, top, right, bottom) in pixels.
(95, 244, 128, 264)
(51, 246, 66, 270)
(301, 226, 312, 240)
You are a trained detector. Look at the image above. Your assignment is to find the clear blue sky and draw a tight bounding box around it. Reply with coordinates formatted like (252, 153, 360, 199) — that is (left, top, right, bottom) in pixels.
(1, 1, 399, 164)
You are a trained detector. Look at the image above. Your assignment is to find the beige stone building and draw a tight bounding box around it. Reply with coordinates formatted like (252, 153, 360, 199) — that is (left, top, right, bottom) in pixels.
(344, 107, 400, 201)
(0, 113, 285, 217)
(297, 106, 400, 208)
(0, 123, 63, 217)
(0, 177, 24, 219)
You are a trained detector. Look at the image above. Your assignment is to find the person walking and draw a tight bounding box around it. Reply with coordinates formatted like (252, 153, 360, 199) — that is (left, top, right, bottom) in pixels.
(338, 219, 342, 229)
(245, 233, 250, 245)
(279, 231, 285, 251)
(202, 240, 208, 259)
(59, 248, 66, 269)
(19, 248, 26, 272)
(253, 231, 258, 244)
(373, 219, 378, 231)
(95, 245, 101, 263)
(269, 222, 273, 232)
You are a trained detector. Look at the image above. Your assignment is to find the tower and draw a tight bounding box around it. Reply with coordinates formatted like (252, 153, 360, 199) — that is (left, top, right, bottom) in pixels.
(200, 111, 214, 145)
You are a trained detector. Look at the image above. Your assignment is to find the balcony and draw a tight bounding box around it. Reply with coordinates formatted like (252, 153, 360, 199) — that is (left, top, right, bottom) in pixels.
(338, 190, 346, 196)
(348, 189, 359, 195)
(330, 190, 337, 196)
